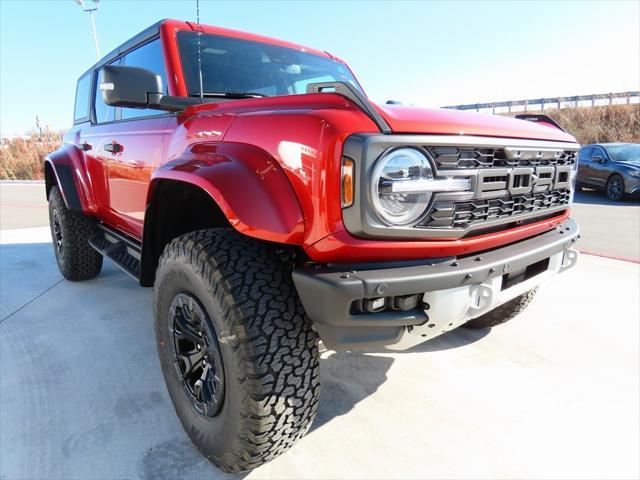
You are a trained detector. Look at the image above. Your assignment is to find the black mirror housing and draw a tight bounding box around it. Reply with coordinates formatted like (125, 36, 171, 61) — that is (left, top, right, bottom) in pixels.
(100, 65, 163, 109)
(592, 156, 605, 164)
(99, 65, 202, 113)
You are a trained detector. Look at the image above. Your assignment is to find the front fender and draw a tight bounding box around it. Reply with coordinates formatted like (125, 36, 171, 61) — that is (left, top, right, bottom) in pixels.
(45, 143, 96, 213)
(149, 142, 304, 244)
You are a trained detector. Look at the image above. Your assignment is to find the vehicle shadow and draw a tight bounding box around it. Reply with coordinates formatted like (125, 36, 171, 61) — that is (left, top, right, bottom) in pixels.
(311, 326, 490, 433)
(573, 189, 640, 207)
(404, 325, 491, 353)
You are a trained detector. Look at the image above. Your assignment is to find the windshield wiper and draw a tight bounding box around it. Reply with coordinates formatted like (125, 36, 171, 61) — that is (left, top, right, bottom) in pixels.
(191, 91, 269, 99)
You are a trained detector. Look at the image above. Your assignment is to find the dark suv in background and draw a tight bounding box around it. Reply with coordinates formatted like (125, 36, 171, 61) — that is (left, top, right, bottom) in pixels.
(576, 143, 640, 201)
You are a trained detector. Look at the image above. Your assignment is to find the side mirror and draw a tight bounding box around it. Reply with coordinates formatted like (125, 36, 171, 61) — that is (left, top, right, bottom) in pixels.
(99, 65, 201, 113)
(100, 65, 163, 109)
(592, 156, 605, 164)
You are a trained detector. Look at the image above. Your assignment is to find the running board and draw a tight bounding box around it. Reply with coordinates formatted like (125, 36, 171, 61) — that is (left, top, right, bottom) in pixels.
(89, 224, 142, 281)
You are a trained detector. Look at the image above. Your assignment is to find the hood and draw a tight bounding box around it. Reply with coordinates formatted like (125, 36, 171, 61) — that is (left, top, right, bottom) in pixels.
(374, 104, 577, 143)
(183, 94, 577, 144)
(617, 161, 640, 169)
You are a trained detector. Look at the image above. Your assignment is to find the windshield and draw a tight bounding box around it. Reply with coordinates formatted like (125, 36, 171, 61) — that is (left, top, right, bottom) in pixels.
(606, 144, 640, 164)
(177, 32, 361, 98)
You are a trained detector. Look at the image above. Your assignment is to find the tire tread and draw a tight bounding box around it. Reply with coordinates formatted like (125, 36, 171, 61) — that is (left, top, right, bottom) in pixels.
(157, 228, 319, 472)
(48, 186, 102, 281)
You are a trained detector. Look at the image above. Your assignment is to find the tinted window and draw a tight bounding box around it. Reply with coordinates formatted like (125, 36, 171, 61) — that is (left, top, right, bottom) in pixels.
(177, 32, 361, 97)
(94, 67, 116, 123)
(120, 39, 168, 120)
(74, 73, 91, 122)
(590, 147, 606, 160)
(578, 146, 593, 163)
(606, 145, 640, 163)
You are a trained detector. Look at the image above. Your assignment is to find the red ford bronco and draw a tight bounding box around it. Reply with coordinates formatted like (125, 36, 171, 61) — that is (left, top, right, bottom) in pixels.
(46, 19, 580, 472)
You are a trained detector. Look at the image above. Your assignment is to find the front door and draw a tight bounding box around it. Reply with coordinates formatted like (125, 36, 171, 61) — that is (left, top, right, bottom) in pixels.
(588, 146, 610, 188)
(98, 36, 173, 238)
(104, 116, 173, 236)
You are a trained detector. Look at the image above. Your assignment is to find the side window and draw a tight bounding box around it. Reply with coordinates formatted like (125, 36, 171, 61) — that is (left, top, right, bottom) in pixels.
(578, 147, 593, 163)
(74, 73, 91, 122)
(590, 147, 606, 161)
(120, 39, 168, 120)
(94, 66, 117, 124)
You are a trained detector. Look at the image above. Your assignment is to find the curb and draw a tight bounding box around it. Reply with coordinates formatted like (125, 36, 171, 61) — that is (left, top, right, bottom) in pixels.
(0, 180, 45, 185)
(578, 248, 640, 264)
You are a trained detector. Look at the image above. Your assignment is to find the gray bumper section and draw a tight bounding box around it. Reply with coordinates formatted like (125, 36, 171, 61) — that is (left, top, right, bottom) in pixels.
(293, 219, 579, 350)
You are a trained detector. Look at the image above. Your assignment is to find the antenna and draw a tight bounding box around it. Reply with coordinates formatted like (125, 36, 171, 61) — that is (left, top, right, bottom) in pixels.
(196, 0, 203, 99)
(74, 0, 101, 59)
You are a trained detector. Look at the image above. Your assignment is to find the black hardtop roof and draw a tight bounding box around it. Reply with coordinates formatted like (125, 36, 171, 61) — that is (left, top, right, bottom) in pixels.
(79, 19, 167, 79)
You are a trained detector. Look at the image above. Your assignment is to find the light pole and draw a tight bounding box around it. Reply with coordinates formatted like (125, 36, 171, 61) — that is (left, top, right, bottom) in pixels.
(74, 0, 100, 59)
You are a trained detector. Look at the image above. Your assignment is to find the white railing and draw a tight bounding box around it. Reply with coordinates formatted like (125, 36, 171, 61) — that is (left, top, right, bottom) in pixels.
(443, 91, 640, 114)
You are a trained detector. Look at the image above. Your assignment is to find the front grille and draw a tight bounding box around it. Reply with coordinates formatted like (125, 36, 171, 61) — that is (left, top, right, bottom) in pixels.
(341, 133, 579, 240)
(427, 146, 576, 169)
(419, 188, 571, 230)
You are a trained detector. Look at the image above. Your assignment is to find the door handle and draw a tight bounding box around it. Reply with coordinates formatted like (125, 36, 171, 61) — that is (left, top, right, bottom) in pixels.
(104, 141, 124, 154)
(79, 142, 92, 151)
(127, 159, 144, 169)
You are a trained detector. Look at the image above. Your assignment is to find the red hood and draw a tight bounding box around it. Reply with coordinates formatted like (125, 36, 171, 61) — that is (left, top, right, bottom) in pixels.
(182, 94, 577, 143)
(374, 104, 577, 143)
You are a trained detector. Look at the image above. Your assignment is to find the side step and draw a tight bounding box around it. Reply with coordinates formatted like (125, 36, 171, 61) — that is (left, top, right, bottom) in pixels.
(89, 224, 142, 281)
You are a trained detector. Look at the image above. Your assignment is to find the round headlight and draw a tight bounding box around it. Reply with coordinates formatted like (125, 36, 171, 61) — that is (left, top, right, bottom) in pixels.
(370, 148, 433, 226)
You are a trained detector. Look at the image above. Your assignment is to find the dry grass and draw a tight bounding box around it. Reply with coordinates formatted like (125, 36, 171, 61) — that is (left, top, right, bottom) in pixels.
(504, 103, 640, 145)
(0, 129, 63, 180)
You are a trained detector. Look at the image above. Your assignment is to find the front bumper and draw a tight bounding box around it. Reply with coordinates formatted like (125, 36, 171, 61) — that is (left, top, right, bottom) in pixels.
(293, 218, 579, 351)
(625, 176, 640, 197)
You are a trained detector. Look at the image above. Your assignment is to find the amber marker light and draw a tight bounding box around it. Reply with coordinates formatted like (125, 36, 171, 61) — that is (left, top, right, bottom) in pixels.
(341, 157, 355, 207)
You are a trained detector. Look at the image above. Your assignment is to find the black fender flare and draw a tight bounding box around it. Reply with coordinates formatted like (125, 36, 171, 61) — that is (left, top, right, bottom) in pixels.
(44, 143, 96, 212)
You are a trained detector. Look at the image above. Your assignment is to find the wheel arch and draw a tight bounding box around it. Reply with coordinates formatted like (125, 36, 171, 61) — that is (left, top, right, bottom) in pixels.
(44, 143, 96, 212)
(140, 144, 305, 286)
(607, 171, 625, 183)
(140, 179, 231, 286)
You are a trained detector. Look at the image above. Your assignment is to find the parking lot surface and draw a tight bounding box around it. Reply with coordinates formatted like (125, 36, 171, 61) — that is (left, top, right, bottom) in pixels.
(1, 223, 639, 479)
(571, 190, 640, 261)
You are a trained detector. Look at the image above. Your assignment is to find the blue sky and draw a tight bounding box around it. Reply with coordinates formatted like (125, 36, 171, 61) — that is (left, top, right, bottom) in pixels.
(1, 0, 638, 137)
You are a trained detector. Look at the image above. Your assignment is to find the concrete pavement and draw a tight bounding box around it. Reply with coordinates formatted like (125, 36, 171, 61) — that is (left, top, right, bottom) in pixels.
(0, 182, 49, 230)
(571, 190, 640, 261)
(1, 226, 638, 479)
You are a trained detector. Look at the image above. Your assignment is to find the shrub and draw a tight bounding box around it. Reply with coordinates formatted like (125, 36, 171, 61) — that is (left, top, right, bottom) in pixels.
(504, 104, 640, 145)
(0, 129, 63, 180)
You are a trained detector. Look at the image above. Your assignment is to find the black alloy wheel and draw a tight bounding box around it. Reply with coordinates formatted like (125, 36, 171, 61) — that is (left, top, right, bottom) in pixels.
(154, 228, 320, 472)
(52, 209, 63, 253)
(606, 174, 625, 201)
(170, 292, 225, 417)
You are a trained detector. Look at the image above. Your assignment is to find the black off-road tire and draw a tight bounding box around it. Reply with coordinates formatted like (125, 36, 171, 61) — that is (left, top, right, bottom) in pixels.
(48, 185, 102, 281)
(464, 289, 537, 329)
(154, 228, 320, 473)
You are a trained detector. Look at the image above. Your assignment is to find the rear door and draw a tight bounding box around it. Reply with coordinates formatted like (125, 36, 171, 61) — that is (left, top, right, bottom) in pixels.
(76, 65, 117, 216)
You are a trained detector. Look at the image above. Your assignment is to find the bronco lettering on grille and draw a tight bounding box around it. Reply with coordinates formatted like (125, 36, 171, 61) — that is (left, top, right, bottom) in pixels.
(478, 165, 572, 195)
